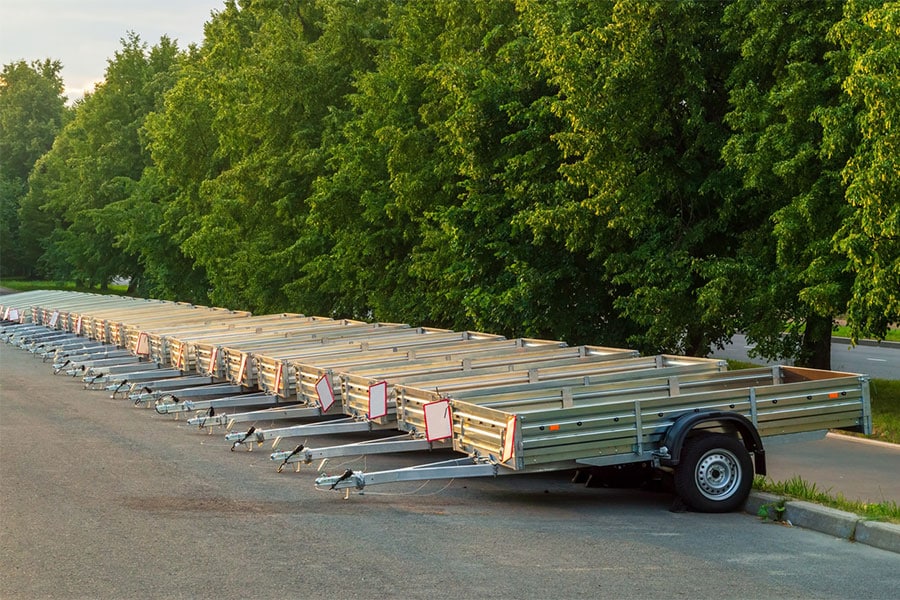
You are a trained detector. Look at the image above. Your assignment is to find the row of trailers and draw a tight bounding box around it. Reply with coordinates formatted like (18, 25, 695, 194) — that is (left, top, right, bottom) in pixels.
(1, 290, 872, 512)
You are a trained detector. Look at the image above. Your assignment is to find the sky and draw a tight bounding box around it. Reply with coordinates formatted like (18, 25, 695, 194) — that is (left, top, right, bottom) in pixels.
(0, 0, 225, 102)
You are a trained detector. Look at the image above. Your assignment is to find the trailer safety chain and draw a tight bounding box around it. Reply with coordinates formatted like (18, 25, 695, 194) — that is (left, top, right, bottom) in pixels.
(231, 426, 256, 451)
(360, 479, 458, 498)
(276, 444, 305, 473)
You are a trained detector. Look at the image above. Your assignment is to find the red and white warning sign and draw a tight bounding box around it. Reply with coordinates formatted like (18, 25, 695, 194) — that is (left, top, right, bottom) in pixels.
(367, 381, 388, 420)
(423, 399, 452, 442)
(316, 373, 335, 413)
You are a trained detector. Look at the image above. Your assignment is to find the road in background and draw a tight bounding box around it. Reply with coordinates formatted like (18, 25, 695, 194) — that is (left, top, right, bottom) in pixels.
(710, 334, 898, 379)
(764, 433, 899, 503)
(2, 341, 899, 600)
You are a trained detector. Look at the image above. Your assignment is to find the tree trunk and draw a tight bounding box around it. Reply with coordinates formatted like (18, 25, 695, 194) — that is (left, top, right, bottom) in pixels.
(798, 314, 832, 369)
(684, 326, 709, 358)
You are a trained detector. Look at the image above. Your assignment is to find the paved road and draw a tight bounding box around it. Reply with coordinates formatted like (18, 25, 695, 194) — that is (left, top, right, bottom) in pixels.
(711, 334, 899, 379)
(764, 433, 900, 503)
(2, 342, 899, 600)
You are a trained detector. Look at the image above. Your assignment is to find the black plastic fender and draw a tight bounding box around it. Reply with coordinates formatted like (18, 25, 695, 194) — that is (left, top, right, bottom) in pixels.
(659, 411, 766, 476)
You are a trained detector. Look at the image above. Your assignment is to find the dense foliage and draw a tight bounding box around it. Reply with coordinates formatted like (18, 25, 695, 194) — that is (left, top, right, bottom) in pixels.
(1, 0, 897, 364)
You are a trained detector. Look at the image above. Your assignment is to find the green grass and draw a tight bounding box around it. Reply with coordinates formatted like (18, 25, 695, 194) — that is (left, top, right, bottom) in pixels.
(868, 379, 900, 445)
(754, 475, 900, 524)
(832, 324, 900, 343)
(0, 279, 129, 295)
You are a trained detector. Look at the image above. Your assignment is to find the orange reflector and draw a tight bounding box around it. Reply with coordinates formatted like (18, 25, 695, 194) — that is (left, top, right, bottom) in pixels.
(829, 392, 839, 399)
(549, 424, 560, 431)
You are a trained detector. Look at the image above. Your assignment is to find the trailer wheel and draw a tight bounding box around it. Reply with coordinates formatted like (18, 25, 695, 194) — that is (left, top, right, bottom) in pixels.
(674, 433, 752, 513)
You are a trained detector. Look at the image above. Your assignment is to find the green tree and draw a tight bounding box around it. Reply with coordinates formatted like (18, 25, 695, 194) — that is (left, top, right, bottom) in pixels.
(21, 34, 182, 289)
(708, 0, 850, 369)
(147, 0, 390, 313)
(828, 0, 900, 342)
(522, 0, 736, 355)
(390, 0, 622, 343)
(0, 59, 69, 277)
(291, 0, 439, 321)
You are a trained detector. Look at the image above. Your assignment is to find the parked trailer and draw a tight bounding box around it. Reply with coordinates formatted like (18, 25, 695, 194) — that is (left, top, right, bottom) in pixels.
(70, 303, 251, 343)
(107, 312, 311, 356)
(260, 330, 509, 399)
(316, 366, 871, 512)
(172, 329, 494, 420)
(38, 297, 224, 340)
(29, 298, 244, 345)
(250, 331, 504, 400)
(2, 291, 168, 329)
(190, 318, 348, 377)
(123, 313, 306, 357)
(163, 316, 361, 373)
(189, 330, 596, 429)
(227, 340, 603, 448)
(160, 330, 506, 420)
(223, 322, 425, 389)
(200, 345, 634, 431)
(270, 354, 721, 471)
(145, 327, 398, 413)
(151, 324, 455, 415)
(62, 301, 211, 340)
(186, 322, 451, 382)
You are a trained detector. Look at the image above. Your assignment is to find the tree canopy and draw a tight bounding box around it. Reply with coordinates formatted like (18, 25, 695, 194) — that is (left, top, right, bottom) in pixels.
(0, 59, 69, 277)
(2, 0, 897, 363)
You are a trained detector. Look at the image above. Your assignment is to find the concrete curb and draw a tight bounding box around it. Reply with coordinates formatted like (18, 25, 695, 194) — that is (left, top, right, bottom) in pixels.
(745, 491, 900, 554)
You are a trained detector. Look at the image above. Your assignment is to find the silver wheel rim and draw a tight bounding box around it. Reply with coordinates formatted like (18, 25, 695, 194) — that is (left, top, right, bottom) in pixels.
(695, 448, 741, 501)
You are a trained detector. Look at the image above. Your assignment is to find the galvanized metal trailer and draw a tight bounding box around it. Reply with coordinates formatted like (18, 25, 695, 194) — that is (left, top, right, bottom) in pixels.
(2, 291, 165, 328)
(269, 354, 722, 471)
(157, 330, 508, 420)
(256, 331, 508, 399)
(171, 329, 499, 421)
(192, 344, 638, 432)
(119, 316, 351, 398)
(316, 366, 871, 512)
(226, 340, 616, 449)
(159, 315, 360, 373)
(221, 321, 419, 390)
(143, 323, 448, 410)
(190, 318, 349, 378)
(131, 323, 409, 409)
(41, 298, 225, 341)
(109, 312, 311, 359)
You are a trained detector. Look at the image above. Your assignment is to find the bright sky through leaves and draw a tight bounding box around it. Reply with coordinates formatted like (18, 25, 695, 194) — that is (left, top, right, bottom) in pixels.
(0, 0, 222, 101)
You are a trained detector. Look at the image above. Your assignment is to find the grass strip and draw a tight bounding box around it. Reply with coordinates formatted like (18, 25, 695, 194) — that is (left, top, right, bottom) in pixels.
(0, 279, 129, 295)
(754, 475, 900, 524)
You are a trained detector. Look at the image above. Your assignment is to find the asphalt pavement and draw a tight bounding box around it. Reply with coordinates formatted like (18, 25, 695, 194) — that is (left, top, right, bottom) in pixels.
(2, 339, 899, 599)
(710, 334, 899, 379)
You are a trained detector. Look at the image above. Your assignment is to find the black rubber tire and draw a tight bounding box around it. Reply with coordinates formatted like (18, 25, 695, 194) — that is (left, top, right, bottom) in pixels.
(673, 433, 753, 513)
